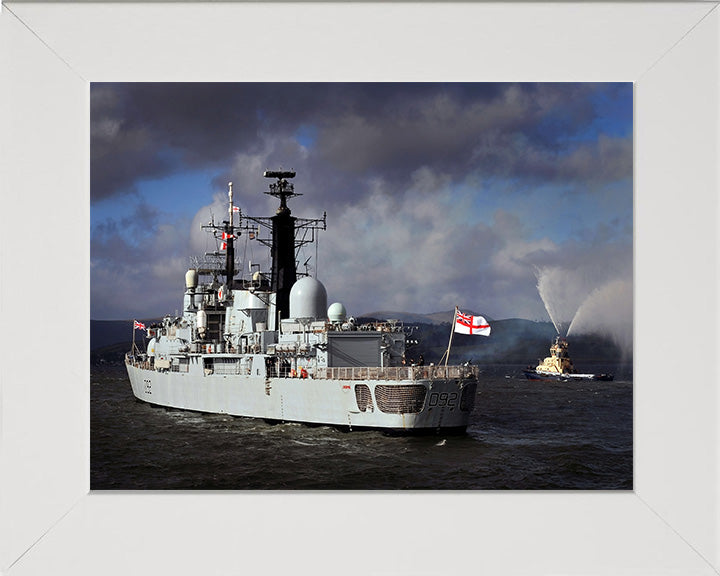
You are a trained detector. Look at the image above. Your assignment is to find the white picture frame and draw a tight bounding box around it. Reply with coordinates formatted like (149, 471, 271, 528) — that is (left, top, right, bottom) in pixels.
(1, 2, 718, 574)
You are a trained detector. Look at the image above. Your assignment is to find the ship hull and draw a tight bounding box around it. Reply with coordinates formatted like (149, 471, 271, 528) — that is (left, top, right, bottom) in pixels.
(126, 359, 476, 432)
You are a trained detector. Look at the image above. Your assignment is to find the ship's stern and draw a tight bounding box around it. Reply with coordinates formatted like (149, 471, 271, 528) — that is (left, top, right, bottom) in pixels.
(125, 354, 151, 400)
(350, 376, 477, 433)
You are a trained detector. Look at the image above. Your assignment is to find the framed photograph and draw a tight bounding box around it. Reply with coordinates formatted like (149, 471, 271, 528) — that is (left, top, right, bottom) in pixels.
(88, 80, 633, 492)
(1, 2, 717, 574)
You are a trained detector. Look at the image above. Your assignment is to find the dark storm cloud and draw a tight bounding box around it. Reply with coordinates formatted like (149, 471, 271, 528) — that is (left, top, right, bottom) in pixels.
(91, 83, 629, 204)
(469, 132, 633, 184)
(312, 84, 593, 174)
(310, 83, 629, 192)
(91, 82, 433, 199)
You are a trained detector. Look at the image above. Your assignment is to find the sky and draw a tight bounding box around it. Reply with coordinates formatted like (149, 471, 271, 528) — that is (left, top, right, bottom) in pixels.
(91, 82, 633, 340)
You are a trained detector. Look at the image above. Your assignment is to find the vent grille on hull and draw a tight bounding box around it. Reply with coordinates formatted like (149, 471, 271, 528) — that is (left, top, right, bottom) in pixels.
(354, 384, 374, 412)
(375, 384, 427, 414)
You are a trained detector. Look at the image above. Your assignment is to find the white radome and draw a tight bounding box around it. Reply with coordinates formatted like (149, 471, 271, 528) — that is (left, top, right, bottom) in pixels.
(289, 276, 327, 320)
(327, 302, 347, 323)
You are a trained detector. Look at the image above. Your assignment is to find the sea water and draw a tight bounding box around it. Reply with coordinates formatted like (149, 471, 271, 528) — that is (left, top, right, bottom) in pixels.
(91, 364, 632, 490)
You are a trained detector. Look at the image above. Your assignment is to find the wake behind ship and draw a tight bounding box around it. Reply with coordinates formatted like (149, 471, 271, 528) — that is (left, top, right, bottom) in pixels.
(125, 170, 479, 432)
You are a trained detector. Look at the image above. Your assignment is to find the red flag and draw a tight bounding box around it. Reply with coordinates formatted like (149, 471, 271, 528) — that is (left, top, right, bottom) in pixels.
(134, 320, 146, 331)
(220, 242, 227, 250)
(221, 231, 235, 240)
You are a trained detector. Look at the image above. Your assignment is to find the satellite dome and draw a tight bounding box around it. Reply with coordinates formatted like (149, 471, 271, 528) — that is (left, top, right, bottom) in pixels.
(327, 302, 347, 323)
(289, 277, 327, 320)
(185, 269, 198, 290)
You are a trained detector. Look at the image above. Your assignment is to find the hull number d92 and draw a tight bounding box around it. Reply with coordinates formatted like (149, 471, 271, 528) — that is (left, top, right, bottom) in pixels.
(428, 391, 458, 408)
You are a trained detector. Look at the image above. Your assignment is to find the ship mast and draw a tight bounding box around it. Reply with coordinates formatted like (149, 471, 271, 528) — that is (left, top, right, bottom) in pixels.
(265, 170, 299, 320)
(225, 182, 236, 285)
(237, 171, 327, 320)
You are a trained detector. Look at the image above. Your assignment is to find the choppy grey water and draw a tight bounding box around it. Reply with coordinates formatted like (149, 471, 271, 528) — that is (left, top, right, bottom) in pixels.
(91, 364, 632, 490)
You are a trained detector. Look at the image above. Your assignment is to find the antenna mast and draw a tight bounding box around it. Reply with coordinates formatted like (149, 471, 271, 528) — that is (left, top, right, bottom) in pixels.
(225, 182, 236, 285)
(264, 171, 298, 319)
(237, 170, 326, 320)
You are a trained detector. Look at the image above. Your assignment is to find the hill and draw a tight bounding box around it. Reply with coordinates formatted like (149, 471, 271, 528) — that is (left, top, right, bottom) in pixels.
(361, 309, 490, 325)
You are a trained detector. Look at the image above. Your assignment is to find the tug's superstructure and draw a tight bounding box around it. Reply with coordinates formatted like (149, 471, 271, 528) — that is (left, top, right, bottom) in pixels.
(126, 171, 478, 432)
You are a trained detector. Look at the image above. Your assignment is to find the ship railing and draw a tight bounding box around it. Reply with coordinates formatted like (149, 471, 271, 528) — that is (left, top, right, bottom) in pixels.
(125, 353, 152, 371)
(314, 365, 479, 381)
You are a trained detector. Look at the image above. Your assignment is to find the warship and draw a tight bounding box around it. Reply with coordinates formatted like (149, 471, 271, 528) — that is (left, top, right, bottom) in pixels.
(523, 336, 613, 381)
(125, 170, 479, 432)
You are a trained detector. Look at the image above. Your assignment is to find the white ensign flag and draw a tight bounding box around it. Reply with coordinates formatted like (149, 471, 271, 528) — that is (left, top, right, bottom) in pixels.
(454, 310, 491, 336)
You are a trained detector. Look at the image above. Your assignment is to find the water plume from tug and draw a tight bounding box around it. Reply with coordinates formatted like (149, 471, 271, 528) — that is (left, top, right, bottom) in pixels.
(535, 266, 593, 337)
(535, 266, 633, 359)
(567, 279, 633, 358)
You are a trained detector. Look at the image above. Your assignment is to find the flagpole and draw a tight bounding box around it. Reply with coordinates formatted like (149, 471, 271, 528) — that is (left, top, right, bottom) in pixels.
(132, 319, 136, 356)
(441, 306, 458, 368)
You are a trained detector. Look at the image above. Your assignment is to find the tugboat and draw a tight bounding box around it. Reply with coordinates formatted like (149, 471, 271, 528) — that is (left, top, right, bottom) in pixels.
(125, 170, 479, 433)
(523, 336, 613, 381)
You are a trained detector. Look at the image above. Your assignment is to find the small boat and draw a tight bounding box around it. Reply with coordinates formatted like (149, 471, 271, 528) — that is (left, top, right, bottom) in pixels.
(523, 336, 613, 381)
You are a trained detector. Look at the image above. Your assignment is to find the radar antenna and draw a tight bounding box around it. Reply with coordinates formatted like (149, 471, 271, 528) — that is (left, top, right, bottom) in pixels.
(264, 170, 300, 214)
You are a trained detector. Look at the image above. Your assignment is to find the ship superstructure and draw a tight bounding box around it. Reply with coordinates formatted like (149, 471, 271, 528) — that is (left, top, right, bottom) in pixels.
(126, 171, 478, 432)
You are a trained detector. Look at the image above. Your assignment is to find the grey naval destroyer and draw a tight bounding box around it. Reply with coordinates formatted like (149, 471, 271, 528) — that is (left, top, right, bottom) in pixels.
(126, 170, 479, 433)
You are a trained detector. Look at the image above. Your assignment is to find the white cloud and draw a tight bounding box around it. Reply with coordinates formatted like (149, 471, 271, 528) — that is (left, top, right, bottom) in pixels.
(315, 172, 596, 320)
